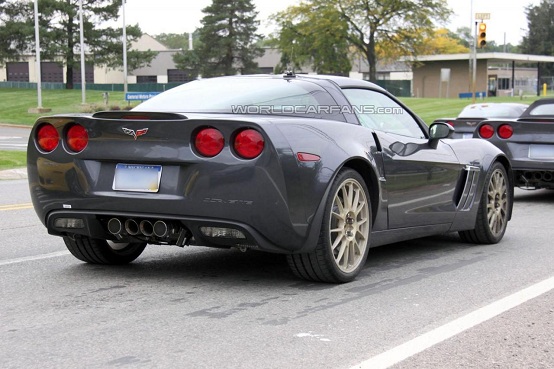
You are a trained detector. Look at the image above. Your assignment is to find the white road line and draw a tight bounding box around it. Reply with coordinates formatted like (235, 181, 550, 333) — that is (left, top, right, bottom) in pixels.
(0, 251, 70, 266)
(351, 275, 554, 369)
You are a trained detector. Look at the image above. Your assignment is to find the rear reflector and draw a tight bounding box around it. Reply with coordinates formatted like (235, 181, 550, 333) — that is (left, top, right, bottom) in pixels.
(297, 152, 321, 162)
(54, 218, 85, 229)
(200, 227, 246, 239)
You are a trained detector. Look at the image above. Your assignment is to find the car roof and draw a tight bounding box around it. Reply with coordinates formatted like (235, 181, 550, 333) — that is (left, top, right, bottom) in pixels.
(519, 98, 554, 119)
(211, 73, 387, 92)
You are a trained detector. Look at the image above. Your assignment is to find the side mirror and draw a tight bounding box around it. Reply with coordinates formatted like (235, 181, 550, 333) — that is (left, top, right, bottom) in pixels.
(428, 122, 454, 149)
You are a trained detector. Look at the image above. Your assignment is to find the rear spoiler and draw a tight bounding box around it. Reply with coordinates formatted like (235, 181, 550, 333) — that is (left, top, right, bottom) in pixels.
(93, 111, 187, 121)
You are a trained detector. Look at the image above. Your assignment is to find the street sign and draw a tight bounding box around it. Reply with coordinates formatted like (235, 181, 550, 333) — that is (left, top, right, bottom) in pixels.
(125, 92, 160, 101)
(475, 13, 491, 20)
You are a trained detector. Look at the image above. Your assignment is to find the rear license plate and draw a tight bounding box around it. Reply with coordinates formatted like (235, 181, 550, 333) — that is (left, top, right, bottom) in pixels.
(113, 163, 162, 192)
(529, 145, 554, 160)
(462, 133, 473, 139)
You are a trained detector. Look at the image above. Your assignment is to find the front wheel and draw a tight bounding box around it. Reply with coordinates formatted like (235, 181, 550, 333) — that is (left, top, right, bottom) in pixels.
(287, 169, 371, 283)
(459, 162, 511, 244)
(63, 236, 146, 264)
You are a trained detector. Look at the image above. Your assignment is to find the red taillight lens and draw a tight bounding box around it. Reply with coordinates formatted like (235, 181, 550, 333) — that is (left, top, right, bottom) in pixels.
(66, 124, 89, 152)
(234, 129, 264, 159)
(478, 124, 495, 139)
(36, 124, 59, 152)
(497, 124, 513, 139)
(195, 128, 224, 157)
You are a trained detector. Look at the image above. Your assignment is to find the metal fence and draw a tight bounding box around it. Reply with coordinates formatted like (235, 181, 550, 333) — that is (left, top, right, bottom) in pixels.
(373, 80, 412, 97)
(0, 81, 183, 92)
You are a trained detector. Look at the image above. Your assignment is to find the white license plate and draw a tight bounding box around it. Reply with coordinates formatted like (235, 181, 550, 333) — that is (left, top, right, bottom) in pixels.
(462, 133, 473, 139)
(529, 145, 554, 160)
(113, 163, 162, 192)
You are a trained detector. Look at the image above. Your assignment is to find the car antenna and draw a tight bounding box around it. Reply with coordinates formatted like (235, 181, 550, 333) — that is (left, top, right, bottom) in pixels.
(283, 70, 296, 79)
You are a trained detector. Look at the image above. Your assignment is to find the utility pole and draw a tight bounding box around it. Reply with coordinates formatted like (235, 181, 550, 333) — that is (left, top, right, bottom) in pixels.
(122, 0, 128, 95)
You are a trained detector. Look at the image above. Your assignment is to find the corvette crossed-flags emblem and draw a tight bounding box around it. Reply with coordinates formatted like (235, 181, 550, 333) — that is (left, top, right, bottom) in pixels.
(122, 127, 149, 140)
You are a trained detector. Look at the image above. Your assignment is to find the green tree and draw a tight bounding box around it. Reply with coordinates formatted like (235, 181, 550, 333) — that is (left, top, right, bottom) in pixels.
(174, 0, 263, 77)
(0, 0, 156, 89)
(155, 32, 195, 50)
(521, 0, 554, 72)
(337, 0, 451, 81)
(270, 1, 351, 75)
(0, 0, 30, 61)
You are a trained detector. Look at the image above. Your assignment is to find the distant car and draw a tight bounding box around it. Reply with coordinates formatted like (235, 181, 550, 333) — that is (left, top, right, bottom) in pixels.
(433, 103, 528, 139)
(473, 98, 554, 189)
(27, 74, 513, 283)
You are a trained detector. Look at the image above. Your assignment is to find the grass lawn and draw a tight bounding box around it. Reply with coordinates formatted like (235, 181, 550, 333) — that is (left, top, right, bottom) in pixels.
(0, 150, 26, 170)
(0, 87, 545, 172)
(400, 95, 541, 124)
(0, 88, 129, 126)
(0, 87, 544, 127)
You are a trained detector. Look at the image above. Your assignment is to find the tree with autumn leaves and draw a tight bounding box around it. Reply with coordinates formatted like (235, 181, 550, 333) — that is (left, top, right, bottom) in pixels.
(271, 0, 462, 81)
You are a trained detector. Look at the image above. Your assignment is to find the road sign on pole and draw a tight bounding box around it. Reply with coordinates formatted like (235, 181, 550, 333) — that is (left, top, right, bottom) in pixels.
(475, 13, 491, 20)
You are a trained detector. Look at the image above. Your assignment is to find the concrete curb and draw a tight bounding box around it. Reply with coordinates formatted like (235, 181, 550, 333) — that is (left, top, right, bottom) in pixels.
(0, 167, 27, 180)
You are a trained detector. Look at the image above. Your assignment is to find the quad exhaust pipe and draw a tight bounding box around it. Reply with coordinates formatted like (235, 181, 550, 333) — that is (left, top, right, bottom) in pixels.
(523, 171, 554, 183)
(108, 218, 179, 238)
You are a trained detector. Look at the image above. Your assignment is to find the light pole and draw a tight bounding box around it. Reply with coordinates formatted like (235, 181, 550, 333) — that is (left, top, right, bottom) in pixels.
(122, 0, 128, 95)
(79, 0, 86, 104)
(33, 0, 42, 109)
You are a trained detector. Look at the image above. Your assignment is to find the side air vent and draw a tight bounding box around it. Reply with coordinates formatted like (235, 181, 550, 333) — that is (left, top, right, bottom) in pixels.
(455, 165, 480, 211)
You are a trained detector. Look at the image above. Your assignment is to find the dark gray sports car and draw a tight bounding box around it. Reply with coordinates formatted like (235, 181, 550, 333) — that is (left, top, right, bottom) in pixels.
(473, 97, 554, 190)
(27, 74, 513, 283)
(433, 102, 528, 139)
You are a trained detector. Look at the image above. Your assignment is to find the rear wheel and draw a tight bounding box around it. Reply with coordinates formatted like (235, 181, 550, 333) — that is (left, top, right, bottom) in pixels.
(63, 236, 146, 264)
(459, 162, 511, 244)
(287, 169, 371, 283)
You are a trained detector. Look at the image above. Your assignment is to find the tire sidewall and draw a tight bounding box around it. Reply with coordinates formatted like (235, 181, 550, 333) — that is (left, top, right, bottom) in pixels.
(320, 169, 371, 282)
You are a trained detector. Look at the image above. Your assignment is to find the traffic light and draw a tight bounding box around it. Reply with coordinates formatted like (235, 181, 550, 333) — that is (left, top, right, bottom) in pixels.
(477, 22, 487, 48)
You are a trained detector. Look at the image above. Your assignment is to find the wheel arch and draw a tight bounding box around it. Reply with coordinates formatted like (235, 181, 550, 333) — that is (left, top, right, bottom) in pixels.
(341, 158, 380, 227)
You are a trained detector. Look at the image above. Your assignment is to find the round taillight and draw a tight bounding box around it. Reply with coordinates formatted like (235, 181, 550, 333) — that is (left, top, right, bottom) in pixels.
(67, 124, 89, 152)
(497, 124, 513, 139)
(234, 129, 264, 159)
(36, 124, 59, 152)
(478, 124, 495, 139)
(194, 128, 224, 157)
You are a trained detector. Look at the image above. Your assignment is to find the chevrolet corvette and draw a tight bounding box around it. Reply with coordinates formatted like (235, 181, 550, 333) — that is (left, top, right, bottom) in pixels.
(27, 74, 513, 283)
(433, 102, 528, 139)
(473, 97, 554, 189)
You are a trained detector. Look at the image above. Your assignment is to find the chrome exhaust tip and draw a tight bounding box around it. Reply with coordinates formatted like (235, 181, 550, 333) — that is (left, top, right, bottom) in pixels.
(153, 220, 169, 237)
(107, 218, 123, 235)
(139, 220, 154, 236)
(124, 219, 140, 236)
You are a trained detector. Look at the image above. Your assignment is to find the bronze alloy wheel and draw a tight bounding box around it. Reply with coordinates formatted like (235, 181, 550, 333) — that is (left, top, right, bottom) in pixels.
(486, 168, 508, 238)
(329, 177, 370, 273)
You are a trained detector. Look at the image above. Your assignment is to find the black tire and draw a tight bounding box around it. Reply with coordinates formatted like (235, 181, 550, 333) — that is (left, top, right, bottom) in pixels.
(63, 236, 146, 264)
(287, 168, 371, 283)
(459, 162, 511, 244)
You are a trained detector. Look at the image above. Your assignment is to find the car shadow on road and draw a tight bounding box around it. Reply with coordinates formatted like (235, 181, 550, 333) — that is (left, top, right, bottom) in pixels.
(514, 189, 554, 204)
(60, 231, 489, 290)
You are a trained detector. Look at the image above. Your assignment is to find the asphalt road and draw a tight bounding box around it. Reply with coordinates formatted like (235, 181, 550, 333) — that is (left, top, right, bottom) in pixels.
(0, 125, 30, 151)
(1, 178, 553, 369)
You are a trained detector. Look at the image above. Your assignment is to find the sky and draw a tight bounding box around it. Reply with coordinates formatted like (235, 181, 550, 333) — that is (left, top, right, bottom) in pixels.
(121, 0, 542, 46)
